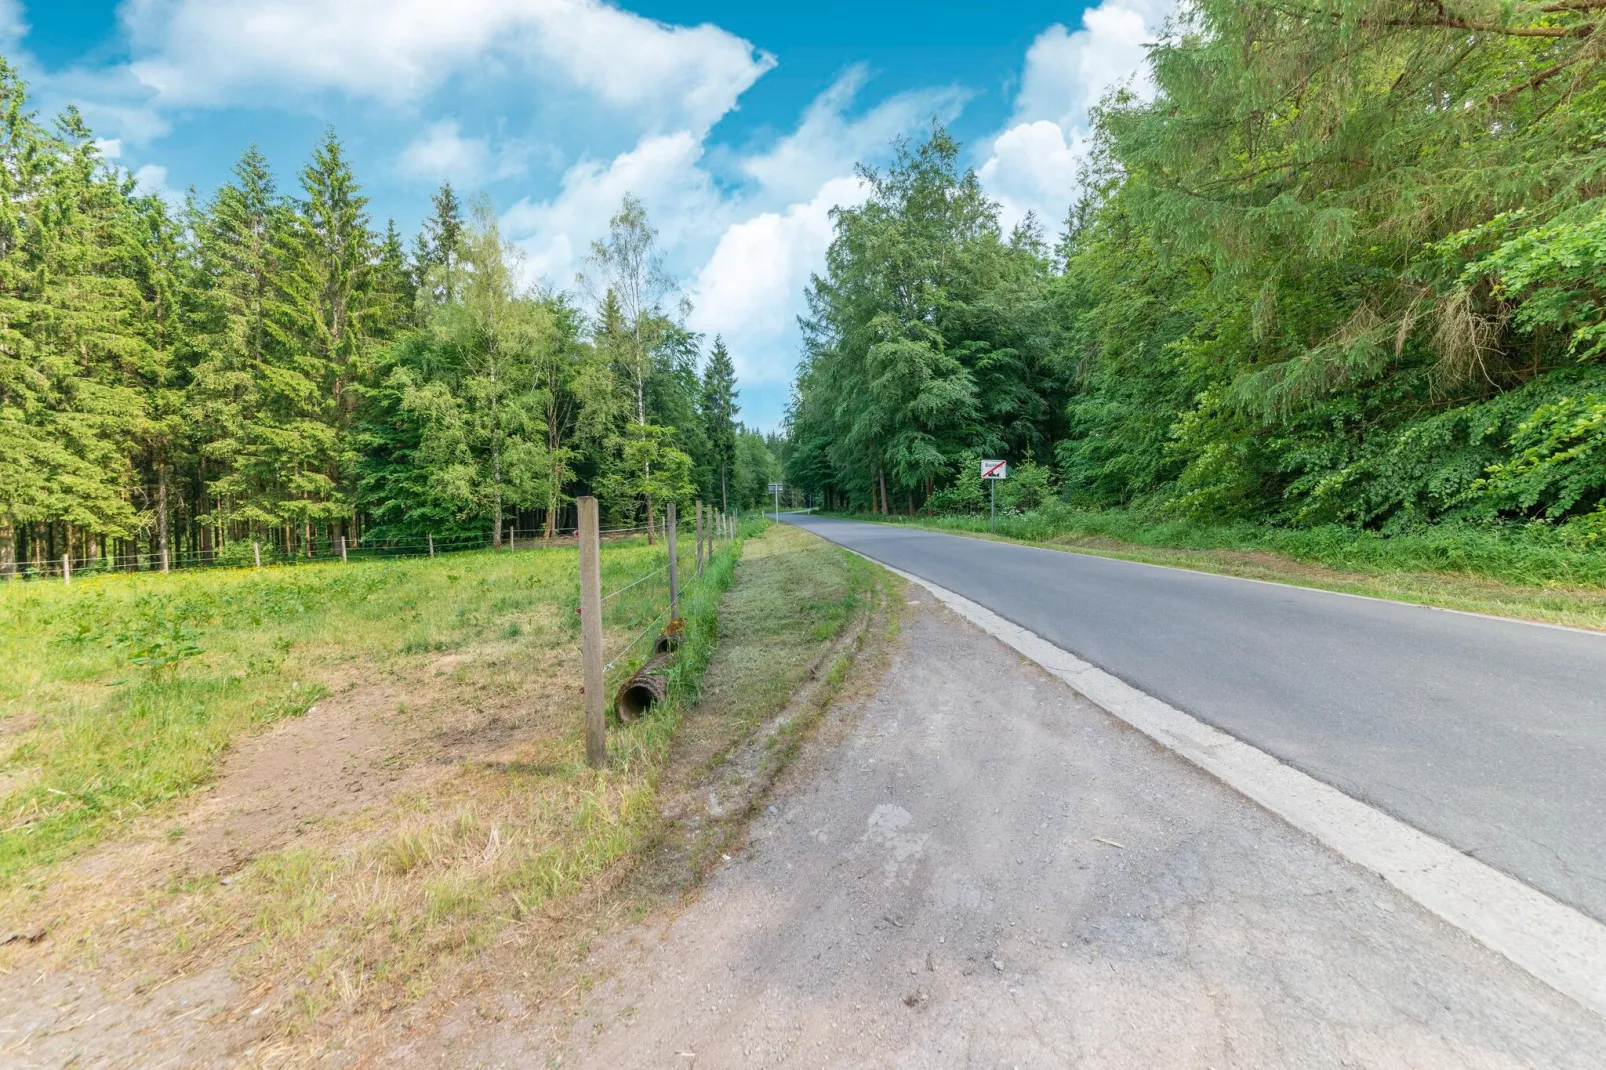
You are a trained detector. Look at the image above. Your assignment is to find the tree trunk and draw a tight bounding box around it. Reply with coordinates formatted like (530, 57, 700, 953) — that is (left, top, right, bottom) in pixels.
(157, 464, 170, 570)
(0, 521, 14, 579)
(720, 464, 728, 514)
(644, 458, 656, 545)
(879, 468, 890, 516)
(492, 447, 504, 547)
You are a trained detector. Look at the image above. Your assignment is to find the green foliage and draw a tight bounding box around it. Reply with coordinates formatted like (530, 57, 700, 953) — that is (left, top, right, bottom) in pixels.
(0, 62, 778, 571)
(789, 125, 1063, 512)
(996, 459, 1056, 513)
(786, 2, 1606, 574)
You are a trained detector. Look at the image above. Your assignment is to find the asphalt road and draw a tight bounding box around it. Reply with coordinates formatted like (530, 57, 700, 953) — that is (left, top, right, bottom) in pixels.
(784, 514, 1606, 924)
(539, 592, 1605, 1068)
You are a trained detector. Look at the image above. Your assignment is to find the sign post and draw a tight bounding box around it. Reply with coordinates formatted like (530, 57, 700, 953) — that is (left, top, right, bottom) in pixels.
(769, 481, 785, 521)
(980, 459, 1008, 534)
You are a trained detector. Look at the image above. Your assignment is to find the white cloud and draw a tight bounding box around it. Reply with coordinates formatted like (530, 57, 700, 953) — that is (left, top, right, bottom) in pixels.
(502, 131, 720, 288)
(398, 121, 490, 184)
(123, 0, 774, 133)
(739, 67, 965, 207)
(497, 69, 940, 423)
(977, 120, 1083, 230)
(687, 175, 867, 387)
(395, 119, 533, 187)
(132, 163, 183, 208)
(0, 0, 26, 48)
(979, 0, 1173, 229)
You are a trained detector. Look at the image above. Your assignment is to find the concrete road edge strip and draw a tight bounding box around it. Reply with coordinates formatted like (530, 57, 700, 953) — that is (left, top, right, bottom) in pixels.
(878, 559, 1606, 1018)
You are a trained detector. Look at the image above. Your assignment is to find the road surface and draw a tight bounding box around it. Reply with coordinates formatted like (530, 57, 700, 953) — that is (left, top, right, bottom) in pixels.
(499, 592, 1605, 1067)
(784, 514, 1606, 923)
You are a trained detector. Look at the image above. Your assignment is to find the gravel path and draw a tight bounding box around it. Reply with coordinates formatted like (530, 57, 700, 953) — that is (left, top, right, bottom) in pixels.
(504, 591, 1606, 1067)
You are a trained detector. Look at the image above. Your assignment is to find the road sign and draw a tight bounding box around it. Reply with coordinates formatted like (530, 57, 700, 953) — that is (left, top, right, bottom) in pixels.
(981, 459, 1008, 480)
(768, 482, 785, 493)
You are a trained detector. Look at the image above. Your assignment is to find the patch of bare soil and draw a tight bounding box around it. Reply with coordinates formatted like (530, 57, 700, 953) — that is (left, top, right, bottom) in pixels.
(0, 637, 582, 1068)
(76, 682, 410, 890)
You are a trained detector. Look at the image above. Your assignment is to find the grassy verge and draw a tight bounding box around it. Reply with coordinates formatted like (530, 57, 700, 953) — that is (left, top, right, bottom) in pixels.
(0, 517, 891, 1062)
(823, 508, 1606, 630)
(635, 523, 886, 888)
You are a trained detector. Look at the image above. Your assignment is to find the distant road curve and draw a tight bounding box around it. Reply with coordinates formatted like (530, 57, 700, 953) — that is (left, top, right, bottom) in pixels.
(783, 514, 1606, 923)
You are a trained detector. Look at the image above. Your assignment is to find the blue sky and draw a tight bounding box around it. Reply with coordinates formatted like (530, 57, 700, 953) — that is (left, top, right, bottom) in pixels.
(3, 0, 1170, 429)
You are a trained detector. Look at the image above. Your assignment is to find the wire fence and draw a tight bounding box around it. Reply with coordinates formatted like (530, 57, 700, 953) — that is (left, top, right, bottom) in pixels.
(595, 508, 743, 683)
(3, 517, 692, 583)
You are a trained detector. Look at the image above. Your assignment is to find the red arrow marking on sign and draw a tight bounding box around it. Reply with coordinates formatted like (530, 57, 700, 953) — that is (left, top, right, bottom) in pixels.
(983, 461, 1006, 478)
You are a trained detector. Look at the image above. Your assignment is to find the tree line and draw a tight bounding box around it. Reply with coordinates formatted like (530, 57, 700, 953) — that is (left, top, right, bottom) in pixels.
(788, 0, 1606, 547)
(0, 60, 779, 576)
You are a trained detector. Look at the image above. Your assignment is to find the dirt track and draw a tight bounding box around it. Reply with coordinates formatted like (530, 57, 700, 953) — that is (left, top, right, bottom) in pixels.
(455, 588, 1606, 1068)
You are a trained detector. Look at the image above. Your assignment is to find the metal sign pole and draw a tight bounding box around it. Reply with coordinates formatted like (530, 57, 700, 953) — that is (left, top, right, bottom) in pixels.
(980, 458, 1007, 534)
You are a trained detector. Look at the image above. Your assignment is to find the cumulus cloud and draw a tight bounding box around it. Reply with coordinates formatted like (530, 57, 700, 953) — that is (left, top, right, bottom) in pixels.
(398, 121, 490, 183)
(979, 0, 1172, 229)
(739, 67, 966, 207)
(0, 0, 26, 48)
(122, 0, 774, 133)
(397, 119, 533, 186)
(977, 120, 1083, 230)
(493, 69, 942, 417)
(502, 131, 720, 287)
(132, 162, 185, 208)
(687, 175, 867, 387)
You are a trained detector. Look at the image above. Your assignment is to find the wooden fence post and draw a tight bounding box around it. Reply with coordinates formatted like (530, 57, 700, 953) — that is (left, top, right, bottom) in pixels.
(695, 501, 704, 576)
(340, 535, 348, 563)
(666, 501, 679, 620)
(578, 496, 606, 768)
(62, 552, 70, 585)
(510, 527, 516, 552)
(428, 534, 435, 558)
(253, 541, 261, 569)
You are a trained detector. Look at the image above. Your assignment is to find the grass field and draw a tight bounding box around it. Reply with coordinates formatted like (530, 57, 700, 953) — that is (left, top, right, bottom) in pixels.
(0, 519, 884, 1063)
(822, 507, 1606, 630)
(0, 531, 710, 883)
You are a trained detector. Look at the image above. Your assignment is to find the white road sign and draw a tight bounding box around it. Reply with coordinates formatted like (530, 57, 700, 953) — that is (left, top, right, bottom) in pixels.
(980, 459, 1008, 480)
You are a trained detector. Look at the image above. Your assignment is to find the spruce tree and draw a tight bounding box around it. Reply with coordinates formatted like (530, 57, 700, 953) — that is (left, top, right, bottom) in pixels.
(188, 146, 283, 543)
(420, 181, 465, 305)
(701, 335, 738, 511)
(261, 130, 381, 552)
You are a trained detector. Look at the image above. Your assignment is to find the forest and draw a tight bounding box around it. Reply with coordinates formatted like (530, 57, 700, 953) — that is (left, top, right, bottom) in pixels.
(787, 0, 1606, 557)
(0, 60, 780, 577)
